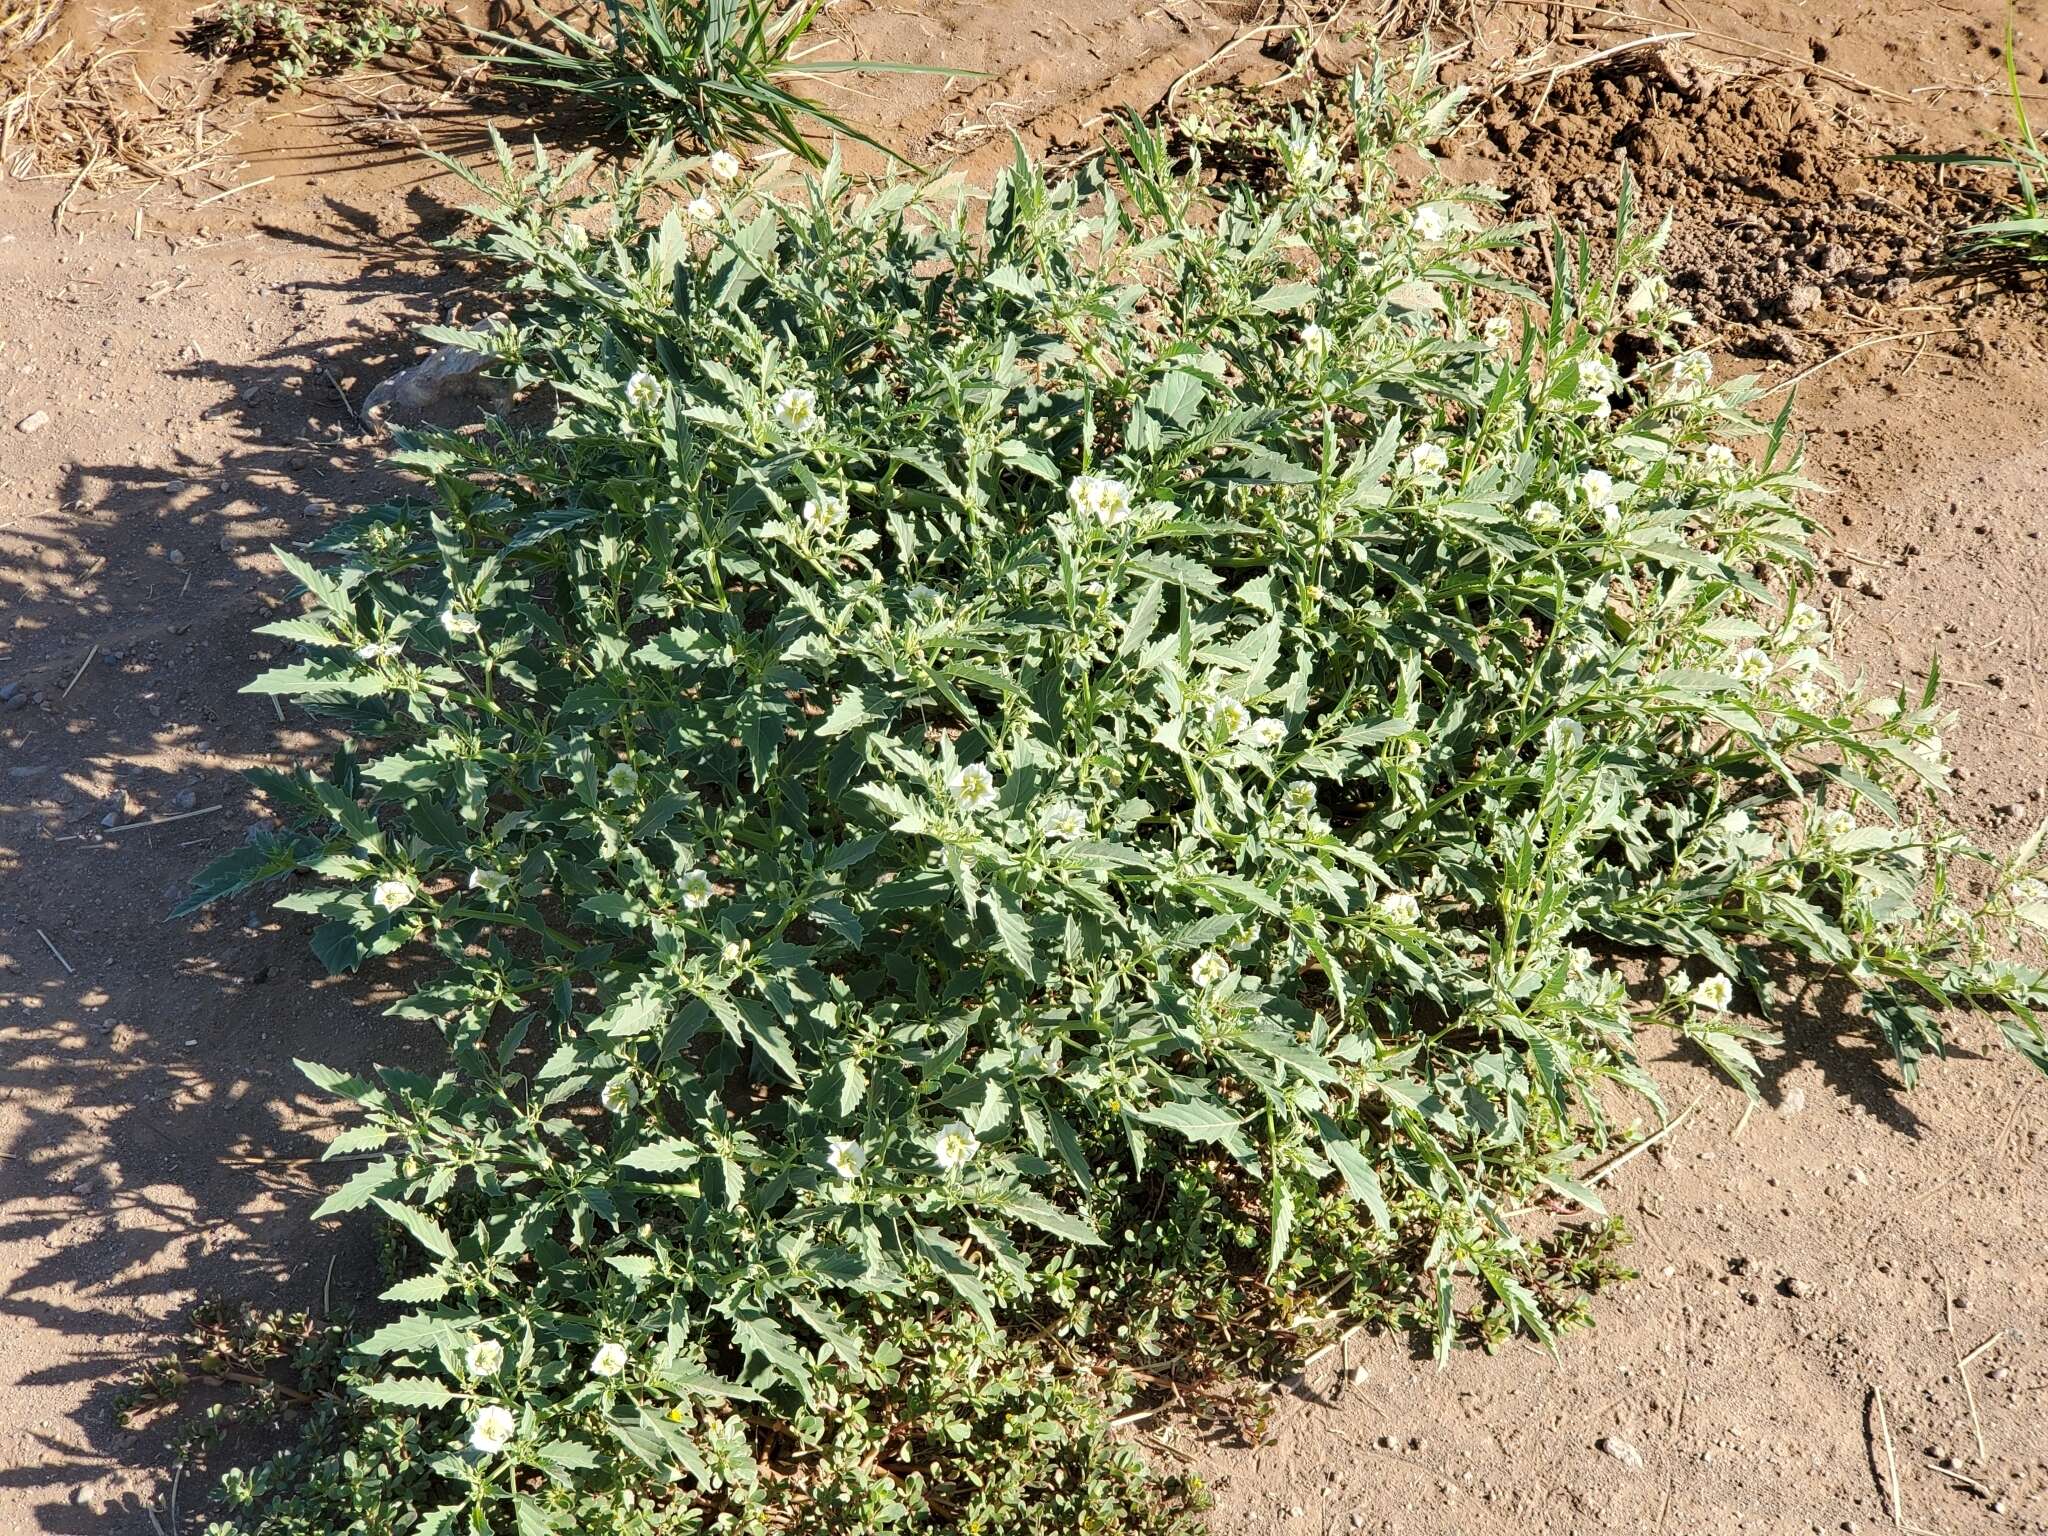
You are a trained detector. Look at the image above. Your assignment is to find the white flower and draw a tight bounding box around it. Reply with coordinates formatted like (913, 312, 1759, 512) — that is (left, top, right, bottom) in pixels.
(721, 939, 745, 966)
(1407, 441, 1449, 481)
(1788, 678, 1826, 713)
(1189, 949, 1232, 989)
(1376, 891, 1420, 926)
(1243, 716, 1288, 751)
(1282, 780, 1317, 815)
(801, 491, 848, 536)
(772, 385, 819, 435)
(1066, 473, 1134, 528)
(932, 1119, 979, 1173)
(589, 1342, 629, 1379)
(1666, 350, 1712, 398)
(1482, 314, 1513, 346)
(685, 194, 718, 222)
(440, 606, 480, 638)
(1817, 807, 1858, 841)
(599, 1076, 640, 1115)
(467, 867, 510, 896)
(678, 869, 713, 911)
(1206, 696, 1251, 740)
(1623, 275, 1668, 318)
(559, 219, 589, 252)
(624, 370, 663, 411)
(1787, 601, 1825, 636)
(370, 878, 414, 914)
(906, 583, 944, 608)
(1702, 442, 1738, 476)
(1337, 213, 1369, 245)
(1577, 469, 1620, 510)
(825, 1138, 866, 1181)
(1409, 204, 1449, 242)
(1731, 648, 1773, 686)
(950, 762, 999, 812)
(469, 1404, 517, 1454)
(708, 150, 741, 182)
(1578, 356, 1619, 402)
(1544, 718, 1585, 753)
(356, 639, 401, 662)
(1524, 499, 1561, 529)
(1692, 973, 1735, 1011)
(465, 1338, 504, 1376)
(606, 762, 640, 797)
(1039, 802, 1087, 841)
(1299, 322, 1332, 354)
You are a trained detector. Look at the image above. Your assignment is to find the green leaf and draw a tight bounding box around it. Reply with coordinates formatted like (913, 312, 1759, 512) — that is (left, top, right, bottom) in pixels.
(358, 1376, 455, 1408)
(999, 1189, 1103, 1246)
(373, 1199, 456, 1260)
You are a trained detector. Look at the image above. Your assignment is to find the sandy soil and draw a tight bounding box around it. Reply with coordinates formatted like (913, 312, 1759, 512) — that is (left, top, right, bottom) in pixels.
(2, 1, 2045, 1531)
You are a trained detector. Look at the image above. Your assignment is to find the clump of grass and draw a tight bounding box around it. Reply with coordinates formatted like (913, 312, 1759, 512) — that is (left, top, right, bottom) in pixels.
(1906, 20, 2048, 266)
(478, 0, 949, 163)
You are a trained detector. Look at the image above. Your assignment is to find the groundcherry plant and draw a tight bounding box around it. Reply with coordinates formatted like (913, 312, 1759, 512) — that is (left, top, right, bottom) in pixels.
(188, 67, 2048, 1535)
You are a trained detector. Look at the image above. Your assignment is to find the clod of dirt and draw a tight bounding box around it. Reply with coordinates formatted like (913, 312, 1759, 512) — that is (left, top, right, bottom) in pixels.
(1780, 283, 1825, 318)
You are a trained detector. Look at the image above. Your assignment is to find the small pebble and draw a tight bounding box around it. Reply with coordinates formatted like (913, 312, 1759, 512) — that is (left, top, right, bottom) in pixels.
(16, 409, 49, 433)
(167, 549, 185, 566)
(1599, 1434, 1645, 1469)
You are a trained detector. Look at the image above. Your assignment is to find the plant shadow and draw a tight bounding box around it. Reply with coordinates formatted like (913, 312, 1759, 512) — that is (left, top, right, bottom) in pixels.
(0, 173, 491, 1530)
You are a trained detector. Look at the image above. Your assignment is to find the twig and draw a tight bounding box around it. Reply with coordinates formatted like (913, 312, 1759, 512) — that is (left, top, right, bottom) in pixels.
(1925, 1459, 1991, 1496)
(1871, 1383, 1904, 1530)
(1585, 1099, 1699, 1186)
(191, 174, 273, 207)
(61, 642, 97, 697)
(37, 927, 74, 974)
(1943, 1283, 1986, 1463)
(101, 804, 222, 835)
(320, 365, 365, 430)
(1517, 31, 1695, 118)
(1490, 0, 1912, 102)
(1960, 1330, 2008, 1368)
(1757, 329, 1967, 397)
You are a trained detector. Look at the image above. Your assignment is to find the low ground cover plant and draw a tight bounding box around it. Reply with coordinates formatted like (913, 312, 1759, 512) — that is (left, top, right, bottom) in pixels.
(187, 0, 434, 88)
(188, 63, 2048, 1533)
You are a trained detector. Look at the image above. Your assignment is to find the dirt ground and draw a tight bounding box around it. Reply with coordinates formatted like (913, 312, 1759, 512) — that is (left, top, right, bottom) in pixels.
(3, 1, 2046, 1532)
